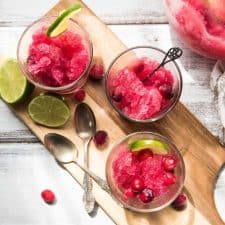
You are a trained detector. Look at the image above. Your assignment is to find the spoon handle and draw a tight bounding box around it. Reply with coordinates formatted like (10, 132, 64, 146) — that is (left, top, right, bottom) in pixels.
(74, 160, 111, 193)
(159, 47, 183, 67)
(143, 47, 183, 82)
(82, 139, 95, 213)
(73, 160, 124, 207)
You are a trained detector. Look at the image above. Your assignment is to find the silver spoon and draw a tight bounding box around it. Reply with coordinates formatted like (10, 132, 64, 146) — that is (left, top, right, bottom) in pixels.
(44, 133, 124, 208)
(44, 133, 111, 193)
(74, 103, 96, 213)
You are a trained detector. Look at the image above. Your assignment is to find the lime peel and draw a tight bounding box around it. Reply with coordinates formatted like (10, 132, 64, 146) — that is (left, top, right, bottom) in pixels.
(46, 2, 82, 37)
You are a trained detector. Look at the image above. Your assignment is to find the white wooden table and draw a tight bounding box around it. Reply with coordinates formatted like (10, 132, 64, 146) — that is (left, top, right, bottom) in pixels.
(0, 1, 224, 224)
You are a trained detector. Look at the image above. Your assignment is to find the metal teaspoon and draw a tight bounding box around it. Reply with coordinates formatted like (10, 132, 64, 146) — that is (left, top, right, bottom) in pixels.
(74, 103, 96, 214)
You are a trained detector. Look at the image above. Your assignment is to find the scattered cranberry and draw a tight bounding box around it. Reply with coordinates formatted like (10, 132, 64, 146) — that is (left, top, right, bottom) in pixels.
(41, 189, 55, 204)
(74, 89, 86, 102)
(112, 93, 122, 102)
(90, 64, 104, 80)
(159, 83, 173, 99)
(133, 63, 144, 74)
(138, 188, 154, 203)
(163, 155, 177, 171)
(137, 149, 153, 161)
(171, 193, 187, 210)
(131, 177, 145, 193)
(164, 172, 176, 185)
(124, 188, 135, 198)
(93, 130, 108, 146)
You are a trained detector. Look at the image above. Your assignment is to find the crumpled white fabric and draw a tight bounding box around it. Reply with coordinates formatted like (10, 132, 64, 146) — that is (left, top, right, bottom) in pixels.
(210, 61, 225, 145)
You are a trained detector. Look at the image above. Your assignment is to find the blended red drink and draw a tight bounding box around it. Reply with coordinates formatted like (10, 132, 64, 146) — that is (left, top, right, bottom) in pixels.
(27, 28, 90, 87)
(164, 0, 225, 59)
(106, 133, 185, 212)
(112, 144, 178, 203)
(108, 57, 175, 120)
(17, 16, 92, 94)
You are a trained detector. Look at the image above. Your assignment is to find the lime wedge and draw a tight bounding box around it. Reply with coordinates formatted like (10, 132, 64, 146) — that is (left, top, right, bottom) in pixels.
(28, 94, 70, 127)
(46, 2, 82, 37)
(129, 139, 169, 155)
(0, 58, 34, 104)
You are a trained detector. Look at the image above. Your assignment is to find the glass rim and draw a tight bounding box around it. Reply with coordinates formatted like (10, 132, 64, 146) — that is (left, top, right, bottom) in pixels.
(105, 131, 186, 213)
(104, 45, 183, 123)
(17, 16, 93, 91)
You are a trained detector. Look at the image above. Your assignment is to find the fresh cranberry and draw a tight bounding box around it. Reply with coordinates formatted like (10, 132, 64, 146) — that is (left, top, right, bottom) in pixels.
(159, 83, 173, 99)
(171, 193, 187, 210)
(138, 188, 154, 203)
(137, 149, 153, 161)
(90, 64, 104, 80)
(124, 188, 135, 198)
(133, 63, 145, 74)
(164, 172, 176, 185)
(131, 177, 145, 193)
(163, 155, 177, 171)
(41, 189, 55, 204)
(112, 93, 122, 102)
(74, 89, 86, 102)
(27, 55, 35, 65)
(93, 130, 108, 146)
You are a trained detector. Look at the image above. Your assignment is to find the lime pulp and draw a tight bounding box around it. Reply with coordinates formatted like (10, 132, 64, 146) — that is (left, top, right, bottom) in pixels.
(28, 94, 70, 128)
(0, 58, 34, 104)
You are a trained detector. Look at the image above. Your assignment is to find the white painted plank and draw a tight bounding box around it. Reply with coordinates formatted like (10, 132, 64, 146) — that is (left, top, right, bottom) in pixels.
(0, 143, 114, 225)
(0, 0, 167, 25)
(84, 0, 167, 24)
(0, 0, 58, 26)
(0, 25, 220, 141)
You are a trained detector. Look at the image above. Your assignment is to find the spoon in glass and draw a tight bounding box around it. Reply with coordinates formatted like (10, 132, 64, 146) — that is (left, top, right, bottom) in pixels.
(74, 103, 96, 214)
(143, 47, 183, 82)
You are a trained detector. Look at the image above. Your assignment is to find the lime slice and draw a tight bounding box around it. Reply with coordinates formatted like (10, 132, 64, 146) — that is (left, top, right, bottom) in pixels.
(0, 58, 34, 104)
(129, 139, 169, 155)
(46, 2, 82, 37)
(28, 94, 70, 127)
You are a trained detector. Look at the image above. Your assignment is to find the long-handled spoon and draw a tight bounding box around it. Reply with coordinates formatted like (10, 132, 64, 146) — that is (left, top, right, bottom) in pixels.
(44, 133, 123, 206)
(74, 103, 96, 213)
(143, 47, 183, 83)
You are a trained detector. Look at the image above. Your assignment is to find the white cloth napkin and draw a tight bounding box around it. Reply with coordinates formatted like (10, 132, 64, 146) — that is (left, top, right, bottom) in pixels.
(210, 61, 225, 145)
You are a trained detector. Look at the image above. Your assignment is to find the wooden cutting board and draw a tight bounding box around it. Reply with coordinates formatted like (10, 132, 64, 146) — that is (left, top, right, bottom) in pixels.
(7, 0, 225, 224)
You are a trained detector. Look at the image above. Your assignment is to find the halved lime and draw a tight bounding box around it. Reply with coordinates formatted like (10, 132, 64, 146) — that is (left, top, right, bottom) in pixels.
(28, 94, 70, 127)
(129, 139, 169, 155)
(0, 58, 34, 104)
(46, 2, 82, 37)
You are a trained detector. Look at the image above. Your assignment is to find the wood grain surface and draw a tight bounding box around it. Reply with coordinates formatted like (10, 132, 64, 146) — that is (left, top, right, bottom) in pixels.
(4, 0, 225, 224)
(0, 25, 219, 142)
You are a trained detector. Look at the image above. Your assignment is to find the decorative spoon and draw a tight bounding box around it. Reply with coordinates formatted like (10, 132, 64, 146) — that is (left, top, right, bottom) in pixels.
(74, 103, 96, 214)
(44, 133, 123, 206)
(143, 47, 183, 82)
